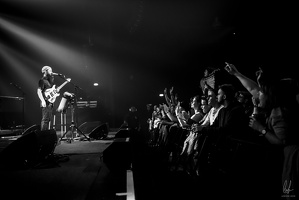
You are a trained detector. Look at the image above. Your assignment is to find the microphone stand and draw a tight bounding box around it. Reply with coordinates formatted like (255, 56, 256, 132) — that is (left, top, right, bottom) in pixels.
(57, 75, 90, 143)
(22, 91, 25, 133)
(10, 83, 25, 133)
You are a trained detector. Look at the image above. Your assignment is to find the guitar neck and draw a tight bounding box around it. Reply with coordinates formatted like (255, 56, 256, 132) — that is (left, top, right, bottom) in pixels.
(57, 80, 70, 91)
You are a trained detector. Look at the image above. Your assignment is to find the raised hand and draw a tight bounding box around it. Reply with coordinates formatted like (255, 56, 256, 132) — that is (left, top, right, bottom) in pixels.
(249, 115, 264, 133)
(170, 86, 174, 94)
(256, 67, 263, 84)
(163, 103, 169, 113)
(224, 62, 239, 75)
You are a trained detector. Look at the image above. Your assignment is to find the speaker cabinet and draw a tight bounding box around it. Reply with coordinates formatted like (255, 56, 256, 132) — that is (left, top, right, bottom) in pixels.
(89, 123, 109, 140)
(102, 138, 132, 171)
(78, 121, 102, 135)
(78, 121, 109, 140)
(0, 129, 57, 169)
(22, 124, 40, 136)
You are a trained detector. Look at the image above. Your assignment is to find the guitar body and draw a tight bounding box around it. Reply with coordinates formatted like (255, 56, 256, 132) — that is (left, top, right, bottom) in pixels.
(44, 85, 60, 104)
(44, 78, 71, 104)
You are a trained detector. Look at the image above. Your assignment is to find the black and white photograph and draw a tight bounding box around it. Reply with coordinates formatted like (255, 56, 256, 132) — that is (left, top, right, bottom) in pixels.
(0, 0, 298, 199)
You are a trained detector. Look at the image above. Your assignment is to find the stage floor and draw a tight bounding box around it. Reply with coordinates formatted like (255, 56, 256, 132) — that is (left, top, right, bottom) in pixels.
(0, 131, 132, 200)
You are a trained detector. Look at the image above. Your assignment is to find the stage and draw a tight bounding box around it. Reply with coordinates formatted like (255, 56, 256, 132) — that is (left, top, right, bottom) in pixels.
(0, 130, 135, 200)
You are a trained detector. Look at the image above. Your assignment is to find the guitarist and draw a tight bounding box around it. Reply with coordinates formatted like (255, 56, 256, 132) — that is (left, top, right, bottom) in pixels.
(37, 66, 56, 131)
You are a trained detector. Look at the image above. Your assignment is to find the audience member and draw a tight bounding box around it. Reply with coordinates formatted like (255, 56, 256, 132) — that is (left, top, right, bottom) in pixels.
(224, 63, 299, 145)
(178, 95, 205, 154)
(176, 95, 204, 128)
(191, 95, 212, 149)
(225, 62, 299, 199)
(195, 83, 247, 170)
(193, 83, 224, 128)
(122, 106, 140, 131)
(176, 95, 212, 173)
(164, 87, 173, 107)
(163, 86, 179, 107)
(145, 104, 153, 130)
(157, 104, 177, 149)
(200, 95, 212, 117)
(235, 90, 254, 117)
(163, 103, 178, 123)
(149, 105, 163, 145)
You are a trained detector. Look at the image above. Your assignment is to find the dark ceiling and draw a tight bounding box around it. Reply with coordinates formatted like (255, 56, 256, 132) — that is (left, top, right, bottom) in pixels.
(0, 0, 296, 127)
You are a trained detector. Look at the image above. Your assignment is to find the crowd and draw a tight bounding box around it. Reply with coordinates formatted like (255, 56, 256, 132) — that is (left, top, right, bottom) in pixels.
(143, 62, 299, 200)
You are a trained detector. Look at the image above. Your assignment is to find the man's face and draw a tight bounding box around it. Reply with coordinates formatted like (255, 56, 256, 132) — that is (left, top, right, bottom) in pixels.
(47, 68, 53, 75)
(207, 90, 216, 106)
(191, 97, 199, 109)
(201, 99, 210, 114)
(217, 89, 225, 104)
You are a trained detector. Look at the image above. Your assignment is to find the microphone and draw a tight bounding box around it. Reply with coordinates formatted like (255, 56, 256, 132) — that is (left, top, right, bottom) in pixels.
(52, 72, 63, 76)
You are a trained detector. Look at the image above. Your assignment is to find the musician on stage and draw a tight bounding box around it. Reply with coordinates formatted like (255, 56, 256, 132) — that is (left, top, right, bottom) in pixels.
(37, 66, 56, 131)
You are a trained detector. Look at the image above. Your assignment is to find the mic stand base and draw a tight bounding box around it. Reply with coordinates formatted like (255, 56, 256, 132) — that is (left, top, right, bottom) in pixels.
(59, 124, 90, 143)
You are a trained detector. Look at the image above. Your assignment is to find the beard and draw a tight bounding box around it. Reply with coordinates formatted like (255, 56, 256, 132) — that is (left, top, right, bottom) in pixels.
(46, 74, 54, 84)
(217, 98, 224, 105)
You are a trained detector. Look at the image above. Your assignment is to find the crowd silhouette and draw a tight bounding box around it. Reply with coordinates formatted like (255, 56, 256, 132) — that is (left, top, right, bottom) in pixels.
(140, 62, 299, 200)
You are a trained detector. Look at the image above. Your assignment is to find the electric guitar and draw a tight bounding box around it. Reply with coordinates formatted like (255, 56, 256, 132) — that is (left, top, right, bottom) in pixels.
(44, 78, 71, 103)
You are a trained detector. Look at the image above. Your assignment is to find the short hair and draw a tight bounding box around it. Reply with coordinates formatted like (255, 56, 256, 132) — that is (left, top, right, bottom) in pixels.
(218, 84, 236, 101)
(41, 66, 51, 73)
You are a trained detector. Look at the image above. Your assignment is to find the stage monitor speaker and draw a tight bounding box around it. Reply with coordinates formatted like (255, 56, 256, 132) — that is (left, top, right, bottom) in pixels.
(78, 121, 102, 134)
(78, 121, 109, 140)
(89, 123, 109, 140)
(0, 129, 57, 169)
(22, 124, 41, 136)
(102, 138, 132, 171)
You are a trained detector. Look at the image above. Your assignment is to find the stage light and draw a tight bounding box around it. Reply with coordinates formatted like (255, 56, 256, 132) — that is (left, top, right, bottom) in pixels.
(0, 17, 83, 70)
